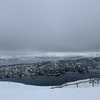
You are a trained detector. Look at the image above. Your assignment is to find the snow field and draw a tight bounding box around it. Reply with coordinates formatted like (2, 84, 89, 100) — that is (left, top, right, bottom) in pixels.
(0, 81, 100, 100)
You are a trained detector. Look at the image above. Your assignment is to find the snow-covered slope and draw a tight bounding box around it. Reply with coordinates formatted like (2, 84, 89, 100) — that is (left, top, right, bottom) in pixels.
(0, 80, 100, 100)
(0, 52, 100, 67)
(0, 52, 100, 61)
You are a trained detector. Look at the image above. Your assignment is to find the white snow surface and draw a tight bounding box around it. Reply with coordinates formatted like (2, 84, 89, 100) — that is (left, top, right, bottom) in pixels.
(0, 80, 100, 100)
(0, 52, 100, 61)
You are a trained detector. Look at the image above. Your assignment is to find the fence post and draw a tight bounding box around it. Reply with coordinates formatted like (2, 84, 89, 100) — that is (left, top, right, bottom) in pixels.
(97, 78, 99, 84)
(89, 73, 92, 84)
(92, 78, 94, 87)
(76, 83, 78, 88)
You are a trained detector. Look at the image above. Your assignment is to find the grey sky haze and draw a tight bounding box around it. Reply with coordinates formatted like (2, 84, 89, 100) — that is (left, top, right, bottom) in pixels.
(0, 0, 100, 52)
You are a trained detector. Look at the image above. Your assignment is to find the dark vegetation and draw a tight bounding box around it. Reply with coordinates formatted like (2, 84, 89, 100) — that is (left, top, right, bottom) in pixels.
(0, 57, 100, 79)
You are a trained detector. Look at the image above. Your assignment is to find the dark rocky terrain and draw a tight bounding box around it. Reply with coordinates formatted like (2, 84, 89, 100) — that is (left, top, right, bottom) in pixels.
(0, 57, 100, 80)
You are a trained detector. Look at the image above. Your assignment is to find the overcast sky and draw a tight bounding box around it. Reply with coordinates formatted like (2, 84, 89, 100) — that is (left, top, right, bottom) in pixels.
(0, 0, 100, 52)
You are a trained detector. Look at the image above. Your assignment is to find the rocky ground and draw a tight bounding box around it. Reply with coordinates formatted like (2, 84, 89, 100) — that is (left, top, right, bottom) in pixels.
(0, 57, 100, 80)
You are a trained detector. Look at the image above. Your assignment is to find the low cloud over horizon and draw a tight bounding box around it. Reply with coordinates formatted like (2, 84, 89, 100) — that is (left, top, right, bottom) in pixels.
(0, 0, 100, 52)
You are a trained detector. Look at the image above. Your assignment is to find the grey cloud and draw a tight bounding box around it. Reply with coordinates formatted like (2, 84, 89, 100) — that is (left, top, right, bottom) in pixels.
(0, 0, 100, 52)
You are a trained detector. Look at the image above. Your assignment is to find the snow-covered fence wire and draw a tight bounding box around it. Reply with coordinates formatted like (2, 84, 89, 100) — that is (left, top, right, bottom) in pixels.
(51, 78, 100, 89)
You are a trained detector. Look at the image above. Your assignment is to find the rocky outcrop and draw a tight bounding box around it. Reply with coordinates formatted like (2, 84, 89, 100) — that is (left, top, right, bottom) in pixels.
(0, 57, 100, 79)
